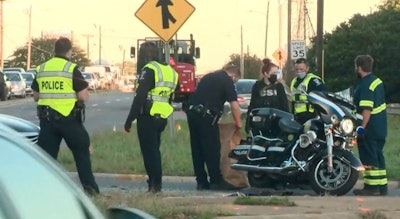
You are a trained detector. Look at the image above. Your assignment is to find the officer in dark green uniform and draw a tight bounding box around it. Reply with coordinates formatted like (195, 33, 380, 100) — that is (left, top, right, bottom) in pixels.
(352, 55, 388, 196)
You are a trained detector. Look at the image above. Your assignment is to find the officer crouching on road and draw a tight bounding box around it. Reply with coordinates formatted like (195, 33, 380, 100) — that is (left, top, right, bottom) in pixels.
(31, 37, 99, 196)
(124, 42, 179, 193)
(187, 64, 242, 191)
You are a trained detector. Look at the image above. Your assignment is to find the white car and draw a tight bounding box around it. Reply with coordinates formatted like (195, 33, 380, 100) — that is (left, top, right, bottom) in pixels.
(4, 71, 27, 98)
(0, 123, 156, 219)
(82, 72, 100, 90)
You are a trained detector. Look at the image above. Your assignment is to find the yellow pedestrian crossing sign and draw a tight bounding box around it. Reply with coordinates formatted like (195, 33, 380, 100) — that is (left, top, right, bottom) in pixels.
(273, 48, 287, 65)
(135, 0, 196, 42)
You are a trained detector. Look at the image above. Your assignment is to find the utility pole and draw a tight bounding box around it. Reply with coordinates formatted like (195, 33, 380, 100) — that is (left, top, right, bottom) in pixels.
(121, 49, 125, 76)
(240, 25, 244, 79)
(286, 0, 292, 82)
(316, 0, 324, 79)
(26, 4, 32, 70)
(278, 1, 283, 49)
(82, 34, 94, 59)
(0, 0, 5, 68)
(264, 0, 270, 57)
(99, 25, 102, 65)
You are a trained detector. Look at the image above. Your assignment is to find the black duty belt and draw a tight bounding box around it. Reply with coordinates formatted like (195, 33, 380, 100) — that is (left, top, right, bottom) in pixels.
(188, 104, 222, 126)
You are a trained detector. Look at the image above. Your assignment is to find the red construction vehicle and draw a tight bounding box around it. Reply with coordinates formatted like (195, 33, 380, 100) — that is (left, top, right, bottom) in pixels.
(130, 34, 200, 104)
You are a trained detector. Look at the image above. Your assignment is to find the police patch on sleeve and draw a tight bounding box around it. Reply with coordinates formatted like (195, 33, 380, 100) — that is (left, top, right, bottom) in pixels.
(139, 70, 146, 80)
(313, 78, 322, 86)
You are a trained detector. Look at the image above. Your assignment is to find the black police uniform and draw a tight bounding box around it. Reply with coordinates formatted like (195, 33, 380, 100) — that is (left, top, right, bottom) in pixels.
(124, 63, 178, 193)
(292, 75, 327, 124)
(246, 80, 289, 134)
(31, 56, 99, 195)
(186, 70, 237, 189)
(353, 73, 388, 195)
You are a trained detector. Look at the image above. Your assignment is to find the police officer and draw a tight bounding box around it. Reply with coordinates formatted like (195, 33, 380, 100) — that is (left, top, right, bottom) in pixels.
(124, 42, 178, 193)
(31, 37, 99, 195)
(290, 58, 327, 124)
(187, 64, 242, 191)
(352, 55, 388, 196)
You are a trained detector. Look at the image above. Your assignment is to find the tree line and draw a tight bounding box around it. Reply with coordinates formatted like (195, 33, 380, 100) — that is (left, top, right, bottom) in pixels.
(7, 0, 400, 102)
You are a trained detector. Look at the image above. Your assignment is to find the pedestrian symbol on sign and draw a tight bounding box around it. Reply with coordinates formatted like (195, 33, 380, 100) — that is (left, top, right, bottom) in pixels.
(273, 48, 287, 65)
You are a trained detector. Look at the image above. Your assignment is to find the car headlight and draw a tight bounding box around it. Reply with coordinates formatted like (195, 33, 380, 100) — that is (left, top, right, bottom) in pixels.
(340, 118, 354, 135)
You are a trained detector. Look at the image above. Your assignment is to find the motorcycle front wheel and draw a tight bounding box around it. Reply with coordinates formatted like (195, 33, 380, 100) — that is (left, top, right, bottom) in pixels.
(309, 155, 359, 196)
(247, 172, 279, 188)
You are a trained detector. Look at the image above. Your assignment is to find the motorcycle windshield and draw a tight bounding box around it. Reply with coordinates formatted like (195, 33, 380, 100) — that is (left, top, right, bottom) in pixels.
(307, 91, 356, 123)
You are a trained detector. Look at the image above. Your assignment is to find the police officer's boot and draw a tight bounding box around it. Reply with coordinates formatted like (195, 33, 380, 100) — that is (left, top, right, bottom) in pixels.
(353, 184, 380, 196)
(147, 179, 161, 193)
(379, 184, 388, 196)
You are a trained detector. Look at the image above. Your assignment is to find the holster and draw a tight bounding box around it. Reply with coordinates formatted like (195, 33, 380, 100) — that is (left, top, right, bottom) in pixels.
(37, 102, 85, 123)
(37, 106, 65, 121)
(189, 104, 222, 126)
(74, 105, 85, 123)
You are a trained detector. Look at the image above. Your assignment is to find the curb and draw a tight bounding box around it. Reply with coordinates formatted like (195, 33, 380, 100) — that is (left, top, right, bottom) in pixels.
(69, 172, 399, 188)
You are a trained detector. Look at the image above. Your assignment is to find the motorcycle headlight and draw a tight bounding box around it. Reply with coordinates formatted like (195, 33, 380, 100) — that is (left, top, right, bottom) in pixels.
(340, 118, 354, 135)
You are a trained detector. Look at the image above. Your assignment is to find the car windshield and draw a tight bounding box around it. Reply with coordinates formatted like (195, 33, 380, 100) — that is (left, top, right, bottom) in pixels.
(21, 74, 34, 81)
(235, 80, 256, 94)
(82, 73, 91, 79)
(5, 73, 21, 81)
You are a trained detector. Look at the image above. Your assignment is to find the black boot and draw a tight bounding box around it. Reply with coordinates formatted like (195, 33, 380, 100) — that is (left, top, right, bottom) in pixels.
(147, 179, 161, 193)
(353, 185, 380, 196)
(379, 184, 388, 196)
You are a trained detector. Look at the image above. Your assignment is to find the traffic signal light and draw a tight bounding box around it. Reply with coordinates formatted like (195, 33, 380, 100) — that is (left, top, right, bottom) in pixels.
(130, 47, 136, 58)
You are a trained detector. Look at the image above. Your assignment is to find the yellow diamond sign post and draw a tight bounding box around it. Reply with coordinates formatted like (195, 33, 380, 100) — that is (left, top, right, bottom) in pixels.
(135, 0, 196, 42)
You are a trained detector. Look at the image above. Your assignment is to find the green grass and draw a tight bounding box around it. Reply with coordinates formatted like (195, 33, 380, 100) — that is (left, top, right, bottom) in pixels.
(92, 190, 233, 219)
(59, 119, 194, 176)
(58, 115, 400, 180)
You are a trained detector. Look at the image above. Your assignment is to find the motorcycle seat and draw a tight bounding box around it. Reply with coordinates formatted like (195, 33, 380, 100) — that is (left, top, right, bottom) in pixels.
(279, 117, 302, 134)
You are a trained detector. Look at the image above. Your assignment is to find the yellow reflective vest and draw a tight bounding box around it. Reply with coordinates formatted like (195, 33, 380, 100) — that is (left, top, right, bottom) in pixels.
(36, 57, 77, 116)
(290, 73, 322, 114)
(144, 61, 178, 119)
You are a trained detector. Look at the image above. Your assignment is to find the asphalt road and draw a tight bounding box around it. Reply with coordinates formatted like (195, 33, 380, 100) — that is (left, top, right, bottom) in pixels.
(0, 90, 187, 135)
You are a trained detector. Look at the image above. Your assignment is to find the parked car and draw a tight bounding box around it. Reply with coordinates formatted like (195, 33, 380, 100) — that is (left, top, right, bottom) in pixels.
(0, 71, 11, 101)
(224, 79, 257, 115)
(120, 78, 135, 93)
(4, 72, 27, 98)
(82, 72, 100, 90)
(21, 72, 35, 96)
(0, 123, 156, 219)
(3, 67, 26, 73)
(0, 114, 40, 144)
(26, 67, 37, 75)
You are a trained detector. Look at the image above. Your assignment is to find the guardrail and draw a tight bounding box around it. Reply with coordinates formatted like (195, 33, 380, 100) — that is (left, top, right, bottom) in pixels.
(387, 103, 400, 115)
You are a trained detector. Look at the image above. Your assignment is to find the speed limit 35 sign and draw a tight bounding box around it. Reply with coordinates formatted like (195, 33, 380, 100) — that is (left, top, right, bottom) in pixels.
(291, 40, 306, 60)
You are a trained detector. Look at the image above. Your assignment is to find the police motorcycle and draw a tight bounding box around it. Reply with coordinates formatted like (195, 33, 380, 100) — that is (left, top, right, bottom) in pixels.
(229, 90, 364, 196)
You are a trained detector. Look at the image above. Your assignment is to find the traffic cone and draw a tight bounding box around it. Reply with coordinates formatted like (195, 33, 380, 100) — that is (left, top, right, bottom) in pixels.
(175, 123, 181, 131)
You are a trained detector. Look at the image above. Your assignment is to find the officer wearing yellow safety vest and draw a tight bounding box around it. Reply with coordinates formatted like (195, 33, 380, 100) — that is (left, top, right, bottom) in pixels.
(290, 58, 327, 124)
(352, 55, 388, 196)
(124, 42, 179, 193)
(31, 37, 99, 195)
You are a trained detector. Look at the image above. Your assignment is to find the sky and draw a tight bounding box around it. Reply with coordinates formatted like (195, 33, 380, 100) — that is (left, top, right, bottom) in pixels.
(2, 0, 382, 74)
